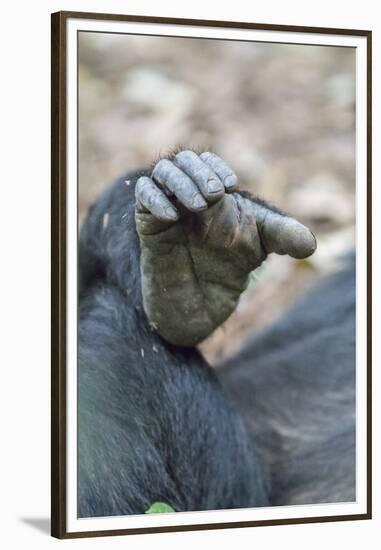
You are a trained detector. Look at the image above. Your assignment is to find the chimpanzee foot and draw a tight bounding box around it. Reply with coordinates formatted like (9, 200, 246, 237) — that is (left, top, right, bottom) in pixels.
(135, 150, 316, 346)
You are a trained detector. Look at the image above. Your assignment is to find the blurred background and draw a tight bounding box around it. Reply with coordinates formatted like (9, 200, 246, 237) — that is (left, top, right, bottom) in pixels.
(78, 32, 356, 364)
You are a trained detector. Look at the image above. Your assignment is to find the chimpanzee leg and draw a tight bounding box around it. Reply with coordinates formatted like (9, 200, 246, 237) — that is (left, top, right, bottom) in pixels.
(78, 168, 148, 304)
(80, 162, 269, 516)
(78, 282, 269, 516)
(219, 257, 356, 505)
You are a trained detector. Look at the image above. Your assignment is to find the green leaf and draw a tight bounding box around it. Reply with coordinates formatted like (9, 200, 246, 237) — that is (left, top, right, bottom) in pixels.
(145, 501, 175, 514)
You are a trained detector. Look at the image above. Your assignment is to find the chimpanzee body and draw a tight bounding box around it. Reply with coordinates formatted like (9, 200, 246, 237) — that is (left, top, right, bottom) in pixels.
(220, 256, 355, 506)
(78, 155, 355, 517)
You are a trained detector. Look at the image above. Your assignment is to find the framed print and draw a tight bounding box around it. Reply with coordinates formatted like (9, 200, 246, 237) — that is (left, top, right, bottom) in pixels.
(51, 11, 372, 539)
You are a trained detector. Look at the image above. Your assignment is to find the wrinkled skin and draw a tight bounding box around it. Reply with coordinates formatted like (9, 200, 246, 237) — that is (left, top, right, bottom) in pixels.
(135, 150, 316, 346)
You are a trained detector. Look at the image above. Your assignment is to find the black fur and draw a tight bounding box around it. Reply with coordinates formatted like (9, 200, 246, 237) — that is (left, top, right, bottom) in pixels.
(78, 165, 355, 517)
(78, 170, 269, 517)
(219, 256, 356, 505)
